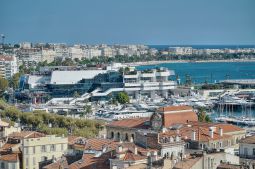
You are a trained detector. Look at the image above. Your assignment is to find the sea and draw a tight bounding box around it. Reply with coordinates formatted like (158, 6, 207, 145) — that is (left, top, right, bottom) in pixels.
(137, 61, 255, 120)
(137, 62, 255, 84)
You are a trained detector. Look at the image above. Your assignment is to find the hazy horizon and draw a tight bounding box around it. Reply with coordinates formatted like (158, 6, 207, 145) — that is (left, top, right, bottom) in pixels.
(1, 0, 255, 45)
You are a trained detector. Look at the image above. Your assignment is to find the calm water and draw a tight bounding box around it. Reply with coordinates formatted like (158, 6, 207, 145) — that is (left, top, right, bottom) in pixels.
(138, 61, 255, 119)
(137, 62, 255, 84)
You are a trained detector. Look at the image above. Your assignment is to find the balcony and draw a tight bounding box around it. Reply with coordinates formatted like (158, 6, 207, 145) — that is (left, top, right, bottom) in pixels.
(159, 81, 177, 86)
(124, 74, 139, 79)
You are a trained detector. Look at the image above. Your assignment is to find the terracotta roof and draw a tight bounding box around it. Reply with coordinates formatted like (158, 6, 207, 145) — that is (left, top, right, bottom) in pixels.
(8, 131, 45, 139)
(107, 118, 149, 129)
(163, 111, 198, 127)
(239, 135, 255, 144)
(173, 155, 201, 169)
(68, 136, 81, 145)
(69, 151, 114, 169)
(160, 122, 243, 142)
(119, 142, 157, 153)
(0, 143, 20, 153)
(0, 153, 19, 162)
(43, 157, 69, 169)
(122, 151, 146, 161)
(158, 105, 193, 112)
(214, 123, 245, 133)
(85, 138, 118, 151)
(217, 163, 241, 169)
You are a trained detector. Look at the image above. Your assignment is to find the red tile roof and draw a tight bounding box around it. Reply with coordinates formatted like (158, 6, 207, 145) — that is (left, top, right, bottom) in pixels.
(239, 135, 255, 144)
(8, 131, 45, 139)
(0, 143, 20, 153)
(163, 111, 198, 127)
(84, 138, 118, 151)
(0, 153, 19, 162)
(43, 157, 69, 169)
(107, 118, 149, 129)
(160, 122, 244, 142)
(122, 151, 146, 161)
(158, 105, 193, 112)
(69, 151, 114, 169)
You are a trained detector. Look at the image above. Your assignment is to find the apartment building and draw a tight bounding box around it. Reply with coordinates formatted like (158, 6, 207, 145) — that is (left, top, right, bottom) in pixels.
(21, 134, 68, 169)
(239, 135, 255, 168)
(0, 55, 18, 79)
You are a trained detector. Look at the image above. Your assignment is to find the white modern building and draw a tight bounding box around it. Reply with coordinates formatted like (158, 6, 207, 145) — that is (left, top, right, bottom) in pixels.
(123, 67, 176, 99)
(0, 55, 18, 79)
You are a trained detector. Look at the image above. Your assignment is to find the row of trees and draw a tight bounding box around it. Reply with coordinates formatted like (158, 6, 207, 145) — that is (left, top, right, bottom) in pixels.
(32, 52, 255, 69)
(0, 100, 103, 138)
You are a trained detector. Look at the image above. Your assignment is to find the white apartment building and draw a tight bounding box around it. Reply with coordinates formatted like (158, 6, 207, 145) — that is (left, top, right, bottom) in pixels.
(123, 67, 176, 99)
(17, 48, 42, 66)
(20, 42, 32, 49)
(22, 134, 68, 169)
(69, 46, 84, 60)
(41, 49, 56, 63)
(101, 47, 114, 57)
(0, 55, 18, 79)
(83, 48, 102, 59)
(239, 136, 255, 168)
(169, 47, 193, 55)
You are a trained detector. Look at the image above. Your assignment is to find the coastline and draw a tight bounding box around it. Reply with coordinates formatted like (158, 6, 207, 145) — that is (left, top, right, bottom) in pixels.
(127, 59, 255, 66)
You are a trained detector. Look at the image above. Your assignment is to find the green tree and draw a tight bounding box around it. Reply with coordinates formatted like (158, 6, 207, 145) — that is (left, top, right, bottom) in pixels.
(9, 73, 21, 89)
(116, 92, 130, 104)
(198, 107, 212, 122)
(0, 77, 8, 97)
(83, 104, 92, 118)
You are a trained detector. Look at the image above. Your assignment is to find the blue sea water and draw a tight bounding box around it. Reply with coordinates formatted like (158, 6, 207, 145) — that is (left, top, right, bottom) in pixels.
(137, 62, 255, 84)
(138, 61, 255, 119)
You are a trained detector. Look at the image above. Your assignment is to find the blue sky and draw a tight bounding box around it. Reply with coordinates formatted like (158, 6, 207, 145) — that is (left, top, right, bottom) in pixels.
(0, 0, 255, 45)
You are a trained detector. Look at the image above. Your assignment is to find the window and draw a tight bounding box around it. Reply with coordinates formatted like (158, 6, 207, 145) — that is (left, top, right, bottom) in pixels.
(61, 144, 64, 151)
(1, 162, 4, 169)
(24, 147, 28, 154)
(12, 163, 15, 169)
(50, 145, 56, 151)
(41, 156, 47, 161)
(26, 158, 29, 166)
(41, 145, 46, 152)
(33, 147, 36, 154)
(253, 148, 255, 156)
(33, 157, 36, 165)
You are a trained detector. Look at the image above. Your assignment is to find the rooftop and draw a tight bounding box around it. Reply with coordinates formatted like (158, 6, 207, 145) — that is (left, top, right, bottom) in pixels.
(50, 70, 108, 84)
(107, 117, 149, 129)
(158, 105, 193, 112)
(239, 135, 255, 144)
(0, 153, 19, 162)
(8, 131, 46, 139)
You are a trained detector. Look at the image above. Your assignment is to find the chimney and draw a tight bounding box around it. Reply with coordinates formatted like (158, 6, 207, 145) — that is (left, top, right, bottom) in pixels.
(117, 145, 123, 153)
(134, 146, 138, 155)
(130, 137, 134, 143)
(209, 129, 214, 138)
(191, 130, 196, 141)
(219, 128, 223, 137)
